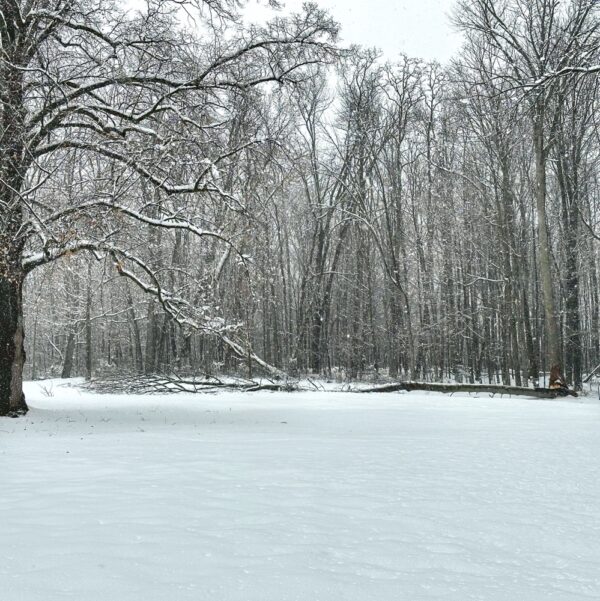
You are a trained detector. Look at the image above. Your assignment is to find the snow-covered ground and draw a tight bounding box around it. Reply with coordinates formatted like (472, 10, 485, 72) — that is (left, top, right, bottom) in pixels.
(2, 380, 600, 601)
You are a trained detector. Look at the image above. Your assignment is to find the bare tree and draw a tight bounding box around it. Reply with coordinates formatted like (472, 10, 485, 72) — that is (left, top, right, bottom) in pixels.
(455, 0, 600, 381)
(0, 0, 337, 415)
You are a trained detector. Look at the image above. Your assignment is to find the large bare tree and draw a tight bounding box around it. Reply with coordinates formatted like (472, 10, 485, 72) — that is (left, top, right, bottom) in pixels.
(0, 0, 337, 415)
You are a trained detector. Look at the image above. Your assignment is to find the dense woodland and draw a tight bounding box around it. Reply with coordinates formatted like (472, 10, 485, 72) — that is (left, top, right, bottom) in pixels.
(3, 0, 600, 415)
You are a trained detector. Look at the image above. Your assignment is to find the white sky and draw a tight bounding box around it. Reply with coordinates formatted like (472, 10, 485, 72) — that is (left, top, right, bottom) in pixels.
(243, 0, 463, 63)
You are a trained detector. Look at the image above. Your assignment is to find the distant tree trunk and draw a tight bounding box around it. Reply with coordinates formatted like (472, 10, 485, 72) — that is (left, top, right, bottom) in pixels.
(589, 252, 600, 374)
(85, 262, 93, 380)
(522, 288, 538, 386)
(145, 301, 157, 374)
(557, 161, 583, 390)
(534, 120, 561, 373)
(498, 153, 522, 386)
(387, 290, 401, 378)
(126, 285, 144, 373)
(61, 333, 76, 379)
(31, 311, 39, 381)
(554, 80, 591, 391)
(61, 268, 79, 379)
(313, 220, 351, 374)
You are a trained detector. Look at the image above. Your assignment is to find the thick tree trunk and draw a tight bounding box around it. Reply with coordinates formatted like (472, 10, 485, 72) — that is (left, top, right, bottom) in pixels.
(0, 270, 28, 416)
(1, 14, 28, 415)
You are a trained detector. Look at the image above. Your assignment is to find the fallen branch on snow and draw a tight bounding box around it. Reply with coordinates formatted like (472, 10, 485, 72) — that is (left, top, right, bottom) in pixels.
(83, 373, 302, 395)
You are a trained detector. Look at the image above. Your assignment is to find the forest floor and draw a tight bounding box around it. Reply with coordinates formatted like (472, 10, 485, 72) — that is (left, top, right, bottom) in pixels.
(2, 380, 600, 600)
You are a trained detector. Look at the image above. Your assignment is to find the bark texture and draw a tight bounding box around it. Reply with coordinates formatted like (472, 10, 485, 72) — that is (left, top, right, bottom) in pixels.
(0, 270, 28, 415)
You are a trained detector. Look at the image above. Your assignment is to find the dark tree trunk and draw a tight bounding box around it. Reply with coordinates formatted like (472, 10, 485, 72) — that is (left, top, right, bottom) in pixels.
(1, 15, 28, 415)
(85, 262, 93, 380)
(123, 282, 144, 373)
(533, 119, 562, 374)
(61, 333, 76, 379)
(0, 270, 28, 416)
(145, 300, 157, 374)
(61, 268, 79, 379)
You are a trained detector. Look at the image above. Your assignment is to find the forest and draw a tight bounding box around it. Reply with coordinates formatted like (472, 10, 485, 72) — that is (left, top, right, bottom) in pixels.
(3, 0, 600, 415)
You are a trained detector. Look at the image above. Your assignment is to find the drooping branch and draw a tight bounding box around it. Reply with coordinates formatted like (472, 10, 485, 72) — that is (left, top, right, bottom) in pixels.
(22, 237, 287, 377)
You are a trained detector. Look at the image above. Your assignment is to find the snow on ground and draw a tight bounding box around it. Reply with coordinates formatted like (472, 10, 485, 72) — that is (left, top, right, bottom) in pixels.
(1, 380, 600, 601)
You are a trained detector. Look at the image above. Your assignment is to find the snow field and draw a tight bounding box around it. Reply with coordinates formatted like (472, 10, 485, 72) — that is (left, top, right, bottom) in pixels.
(1, 381, 600, 600)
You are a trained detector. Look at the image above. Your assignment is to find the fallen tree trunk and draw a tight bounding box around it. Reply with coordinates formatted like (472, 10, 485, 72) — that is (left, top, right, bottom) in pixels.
(84, 373, 301, 395)
(244, 383, 297, 392)
(82, 375, 576, 398)
(360, 382, 577, 398)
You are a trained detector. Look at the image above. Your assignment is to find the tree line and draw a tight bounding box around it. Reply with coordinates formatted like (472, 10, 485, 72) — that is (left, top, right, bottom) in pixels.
(2, 0, 600, 415)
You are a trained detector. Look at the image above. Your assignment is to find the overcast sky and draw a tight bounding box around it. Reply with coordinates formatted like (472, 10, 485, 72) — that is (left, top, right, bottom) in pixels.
(243, 0, 463, 63)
